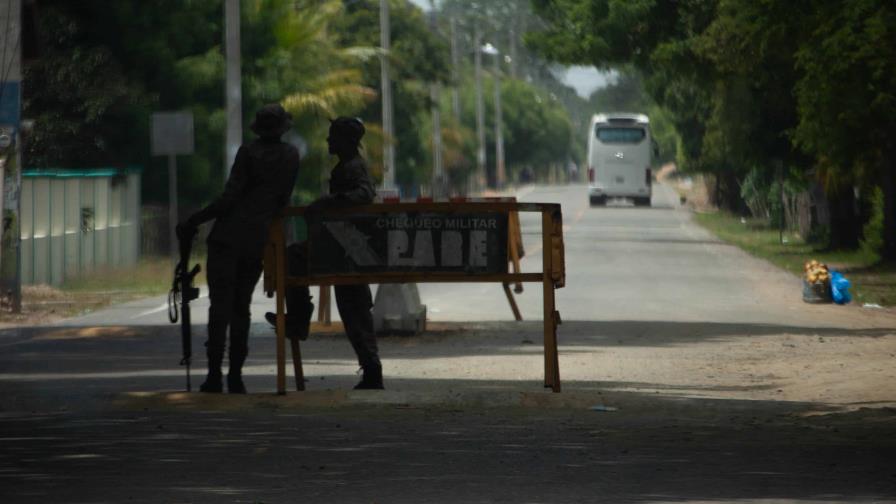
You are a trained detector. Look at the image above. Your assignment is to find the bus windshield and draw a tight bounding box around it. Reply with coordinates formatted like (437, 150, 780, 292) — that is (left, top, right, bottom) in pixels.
(596, 127, 646, 144)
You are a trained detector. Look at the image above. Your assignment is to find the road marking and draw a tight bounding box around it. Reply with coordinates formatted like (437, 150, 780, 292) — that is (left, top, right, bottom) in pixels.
(563, 207, 587, 232)
(135, 303, 170, 318)
(514, 185, 536, 200)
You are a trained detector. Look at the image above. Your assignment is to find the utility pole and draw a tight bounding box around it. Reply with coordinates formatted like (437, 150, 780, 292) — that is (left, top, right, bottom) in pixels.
(224, 0, 242, 176)
(482, 43, 504, 189)
(0, 0, 23, 312)
(449, 17, 461, 124)
(493, 51, 505, 189)
(430, 83, 443, 196)
(428, 8, 443, 197)
(372, 0, 423, 335)
(380, 0, 395, 192)
(473, 25, 486, 192)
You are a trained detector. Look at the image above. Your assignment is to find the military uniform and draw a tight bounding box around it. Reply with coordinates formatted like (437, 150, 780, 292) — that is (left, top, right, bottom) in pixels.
(325, 154, 380, 376)
(283, 153, 381, 379)
(267, 116, 383, 389)
(183, 105, 298, 393)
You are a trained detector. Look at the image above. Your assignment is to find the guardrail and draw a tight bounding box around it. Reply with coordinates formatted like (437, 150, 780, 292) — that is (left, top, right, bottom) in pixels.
(263, 199, 565, 393)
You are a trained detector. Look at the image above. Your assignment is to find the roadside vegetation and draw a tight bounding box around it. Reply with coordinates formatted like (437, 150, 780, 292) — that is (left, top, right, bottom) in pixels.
(60, 257, 206, 297)
(531, 0, 896, 262)
(695, 211, 896, 307)
(530, 0, 894, 307)
(0, 258, 202, 324)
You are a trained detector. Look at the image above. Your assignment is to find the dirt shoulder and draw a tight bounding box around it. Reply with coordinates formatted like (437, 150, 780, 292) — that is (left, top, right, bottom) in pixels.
(0, 285, 134, 329)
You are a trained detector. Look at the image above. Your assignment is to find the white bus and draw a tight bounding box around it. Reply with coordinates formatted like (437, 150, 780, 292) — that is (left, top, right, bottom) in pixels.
(587, 113, 656, 206)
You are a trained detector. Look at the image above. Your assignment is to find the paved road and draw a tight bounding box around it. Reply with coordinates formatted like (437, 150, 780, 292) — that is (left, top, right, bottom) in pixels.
(2, 183, 895, 503)
(421, 182, 792, 323)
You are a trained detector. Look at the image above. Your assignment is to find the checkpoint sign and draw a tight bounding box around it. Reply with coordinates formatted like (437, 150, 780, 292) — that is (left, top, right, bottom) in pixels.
(309, 212, 509, 275)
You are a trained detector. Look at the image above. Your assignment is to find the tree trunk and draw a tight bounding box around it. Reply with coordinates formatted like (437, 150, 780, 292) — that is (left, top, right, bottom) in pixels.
(881, 156, 896, 261)
(828, 185, 861, 250)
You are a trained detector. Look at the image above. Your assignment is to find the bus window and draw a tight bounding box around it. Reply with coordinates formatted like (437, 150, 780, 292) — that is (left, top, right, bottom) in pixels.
(595, 127, 646, 144)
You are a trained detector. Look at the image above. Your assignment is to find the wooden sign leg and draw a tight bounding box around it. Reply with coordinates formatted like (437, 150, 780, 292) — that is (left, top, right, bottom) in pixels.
(274, 228, 287, 395)
(504, 210, 523, 320)
(542, 282, 560, 392)
(549, 209, 563, 393)
(290, 338, 305, 391)
(502, 282, 523, 321)
(318, 285, 331, 325)
(541, 211, 560, 392)
(510, 211, 524, 294)
(551, 296, 561, 392)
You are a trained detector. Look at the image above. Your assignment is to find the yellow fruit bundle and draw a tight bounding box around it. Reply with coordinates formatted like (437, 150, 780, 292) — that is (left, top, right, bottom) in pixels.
(804, 259, 830, 284)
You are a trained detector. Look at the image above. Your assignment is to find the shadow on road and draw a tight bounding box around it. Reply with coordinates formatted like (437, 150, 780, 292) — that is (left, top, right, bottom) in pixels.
(0, 320, 891, 377)
(0, 319, 892, 411)
(0, 381, 893, 503)
(1, 321, 895, 502)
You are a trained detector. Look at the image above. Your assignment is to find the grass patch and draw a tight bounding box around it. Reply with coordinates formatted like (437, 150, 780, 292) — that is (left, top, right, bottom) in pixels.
(694, 211, 896, 307)
(0, 256, 208, 325)
(61, 256, 206, 296)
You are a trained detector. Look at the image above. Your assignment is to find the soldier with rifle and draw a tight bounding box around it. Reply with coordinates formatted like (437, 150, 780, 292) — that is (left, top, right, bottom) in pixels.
(265, 117, 383, 390)
(177, 103, 299, 394)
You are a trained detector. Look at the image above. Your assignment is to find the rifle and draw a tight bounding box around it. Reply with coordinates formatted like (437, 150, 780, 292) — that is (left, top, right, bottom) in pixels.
(169, 227, 201, 391)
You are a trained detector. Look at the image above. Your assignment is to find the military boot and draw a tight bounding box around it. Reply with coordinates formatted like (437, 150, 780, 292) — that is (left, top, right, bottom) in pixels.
(227, 372, 247, 394)
(199, 370, 223, 393)
(228, 352, 248, 394)
(353, 364, 384, 390)
(201, 333, 225, 393)
(200, 347, 224, 393)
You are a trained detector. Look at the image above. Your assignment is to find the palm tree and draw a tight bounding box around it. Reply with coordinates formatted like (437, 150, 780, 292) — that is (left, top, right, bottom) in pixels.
(243, 0, 379, 191)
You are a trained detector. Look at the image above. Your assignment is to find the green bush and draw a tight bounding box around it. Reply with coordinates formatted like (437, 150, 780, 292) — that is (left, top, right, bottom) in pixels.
(807, 224, 830, 245)
(740, 166, 806, 229)
(740, 167, 771, 220)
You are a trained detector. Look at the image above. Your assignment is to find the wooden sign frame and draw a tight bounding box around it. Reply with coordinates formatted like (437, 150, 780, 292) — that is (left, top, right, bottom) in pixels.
(263, 201, 565, 393)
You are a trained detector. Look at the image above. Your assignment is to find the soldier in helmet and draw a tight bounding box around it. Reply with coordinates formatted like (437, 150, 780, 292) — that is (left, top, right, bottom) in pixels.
(266, 116, 383, 389)
(178, 103, 299, 394)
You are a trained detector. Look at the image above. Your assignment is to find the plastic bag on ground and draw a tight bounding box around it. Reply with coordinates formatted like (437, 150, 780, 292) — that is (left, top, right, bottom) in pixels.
(830, 271, 852, 305)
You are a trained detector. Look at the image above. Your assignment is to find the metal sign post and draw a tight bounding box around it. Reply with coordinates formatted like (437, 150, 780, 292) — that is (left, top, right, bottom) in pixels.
(224, 0, 242, 176)
(380, 0, 395, 191)
(151, 112, 194, 259)
(0, 0, 23, 312)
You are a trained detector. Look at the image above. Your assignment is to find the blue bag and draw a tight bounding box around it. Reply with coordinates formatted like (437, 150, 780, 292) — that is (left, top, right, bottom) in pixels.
(830, 271, 852, 305)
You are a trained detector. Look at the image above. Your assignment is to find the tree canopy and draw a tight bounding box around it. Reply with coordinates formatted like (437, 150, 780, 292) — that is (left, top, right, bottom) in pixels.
(529, 0, 896, 256)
